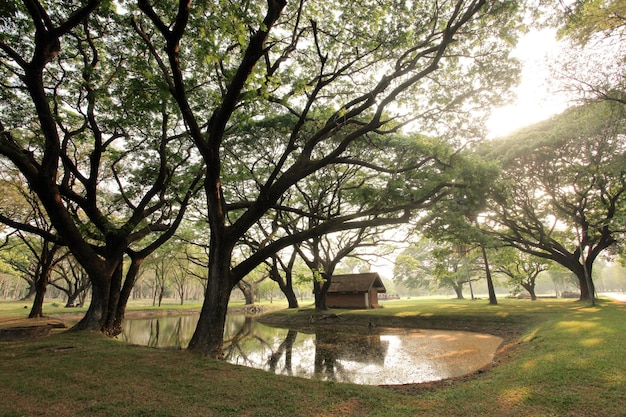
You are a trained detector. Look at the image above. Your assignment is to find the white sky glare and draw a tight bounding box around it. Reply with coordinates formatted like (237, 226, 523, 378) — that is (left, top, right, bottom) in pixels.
(486, 28, 571, 139)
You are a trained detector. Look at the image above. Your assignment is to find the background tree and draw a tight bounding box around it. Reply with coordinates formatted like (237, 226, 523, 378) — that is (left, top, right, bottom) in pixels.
(418, 154, 501, 304)
(484, 101, 626, 302)
(1, 232, 66, 317)
(492, 247, 549, 300)
(0, 165, 68, 316)
(49, 254, 91, 307)
(266, 249, 301, 308)
(394, 238, 484, 298)
(393, 238, 438, 292)
(432, 243, 483, 299)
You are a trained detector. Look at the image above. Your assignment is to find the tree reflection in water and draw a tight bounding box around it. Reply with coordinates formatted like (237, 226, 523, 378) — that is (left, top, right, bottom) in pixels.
(120, 314, 502, 385)
(267, 329, 298, 376)
(313, 328, 388, 382)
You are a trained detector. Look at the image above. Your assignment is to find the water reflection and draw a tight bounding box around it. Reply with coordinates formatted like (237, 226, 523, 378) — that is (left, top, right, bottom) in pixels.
(120, 314, 502, 385)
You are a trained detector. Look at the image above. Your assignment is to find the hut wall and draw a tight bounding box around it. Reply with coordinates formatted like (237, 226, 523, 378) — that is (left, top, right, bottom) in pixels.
(327, 293, 368, 309)
(369, 290, 382, 308)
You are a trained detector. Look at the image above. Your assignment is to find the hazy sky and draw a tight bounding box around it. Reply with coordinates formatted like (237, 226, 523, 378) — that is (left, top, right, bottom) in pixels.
(486, 28, 571, 138)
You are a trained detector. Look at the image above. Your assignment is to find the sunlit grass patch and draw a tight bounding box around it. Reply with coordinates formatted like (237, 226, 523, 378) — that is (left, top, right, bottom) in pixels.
(436, 303, 468, 310)
(521, 358, 539, 371)
(579, 337, 603, 347)
(555, 320, 598, 331)
(498, 386, 533, 407)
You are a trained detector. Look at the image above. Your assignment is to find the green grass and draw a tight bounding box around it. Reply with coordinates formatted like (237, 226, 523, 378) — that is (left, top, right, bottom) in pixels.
(1, 297, 624, 416)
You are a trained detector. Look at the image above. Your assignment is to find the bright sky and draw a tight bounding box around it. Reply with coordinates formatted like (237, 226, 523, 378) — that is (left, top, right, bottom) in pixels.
(486, 28, 571, 139)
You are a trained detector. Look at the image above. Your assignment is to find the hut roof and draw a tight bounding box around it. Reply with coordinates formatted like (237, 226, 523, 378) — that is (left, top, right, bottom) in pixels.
(328, 273, 387, 294)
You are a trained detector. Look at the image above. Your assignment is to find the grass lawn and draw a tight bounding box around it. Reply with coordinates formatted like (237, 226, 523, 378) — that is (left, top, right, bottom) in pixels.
(0, 297, 624, 416)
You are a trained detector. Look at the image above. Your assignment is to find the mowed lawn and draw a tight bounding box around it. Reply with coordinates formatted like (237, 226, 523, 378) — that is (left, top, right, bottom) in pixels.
(0, 297, 624, 417)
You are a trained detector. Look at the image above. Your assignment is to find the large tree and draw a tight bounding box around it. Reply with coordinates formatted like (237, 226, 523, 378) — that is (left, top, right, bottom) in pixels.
(129, 0, 523, 357)
(484, 101, 626, 302)
(2, 0, 523, 357)
(0, 1, 202, 334)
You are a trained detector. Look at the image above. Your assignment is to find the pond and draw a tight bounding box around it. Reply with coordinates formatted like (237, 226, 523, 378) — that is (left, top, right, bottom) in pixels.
(120, 314, 502, 385)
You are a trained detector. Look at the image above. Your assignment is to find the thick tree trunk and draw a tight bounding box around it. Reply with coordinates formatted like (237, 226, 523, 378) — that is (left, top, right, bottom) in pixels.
(28, 270, 50, 318)
(103, 262, 123, 333)
(453, 285, 465, 300)
(72, 254, 124, 333)
(73, 273, 110, 331)
(283, 285, 299, 309)
(576, 267, 595, 302)
(566, 259, 595, 302)
(313, 277, 331, 310)
(188, 240, 234, 358)
(522, 283, 537, 301)
(237, 281, 255, 305)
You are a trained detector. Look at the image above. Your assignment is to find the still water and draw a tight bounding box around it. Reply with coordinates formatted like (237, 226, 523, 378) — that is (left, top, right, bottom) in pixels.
(120, 314, 502, 385)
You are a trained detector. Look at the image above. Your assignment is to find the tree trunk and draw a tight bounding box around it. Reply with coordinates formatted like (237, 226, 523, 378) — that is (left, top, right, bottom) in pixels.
(453, 284, 464, 300)
(237, 281, 255, 305)
(480, 245, 497, 305)
(73, 273, 110, 331)
(283, 285, 299, 309)
(576, 268, 595, 302)
(188, 239, 234, 358)
(522, 283, 537, 301)
(111, 256, 143, 335)
(21, 282, 36, 301)
(268, 259, 299, 308)
(65, 291, 79, 308)
(72, 255, 123, 334)
(567, 259, 595, 302)
(313, 278, 331, 310)
(158, 284, 165, 307)
(28, 269, 50, 318)
(103, 261, 123, 333)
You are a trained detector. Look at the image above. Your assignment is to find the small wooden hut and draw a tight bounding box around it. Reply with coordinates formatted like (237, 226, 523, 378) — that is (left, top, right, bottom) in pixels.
(326, 272, 386, 309)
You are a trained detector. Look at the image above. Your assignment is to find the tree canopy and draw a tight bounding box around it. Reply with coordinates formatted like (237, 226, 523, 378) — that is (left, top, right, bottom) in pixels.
(2, 0, 528, 357)
(483, 100, 626, 301)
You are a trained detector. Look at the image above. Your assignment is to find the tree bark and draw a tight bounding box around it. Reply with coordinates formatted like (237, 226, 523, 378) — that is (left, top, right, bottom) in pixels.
(283, 285, 299, 309)
(522, 283, 537, 301)
(28, 269, 50, 318)
(453, 285, 465, 300)
(313, 275, 332, 310)
(268, 259, 299, 309)
(480, 245, 498, 305)
(72, 252, 125, 334)
(576, 263, 595, 302)
(237, 281, 255, 305)
(188, 236, 235, 358)
(112, 255, 144, 335)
